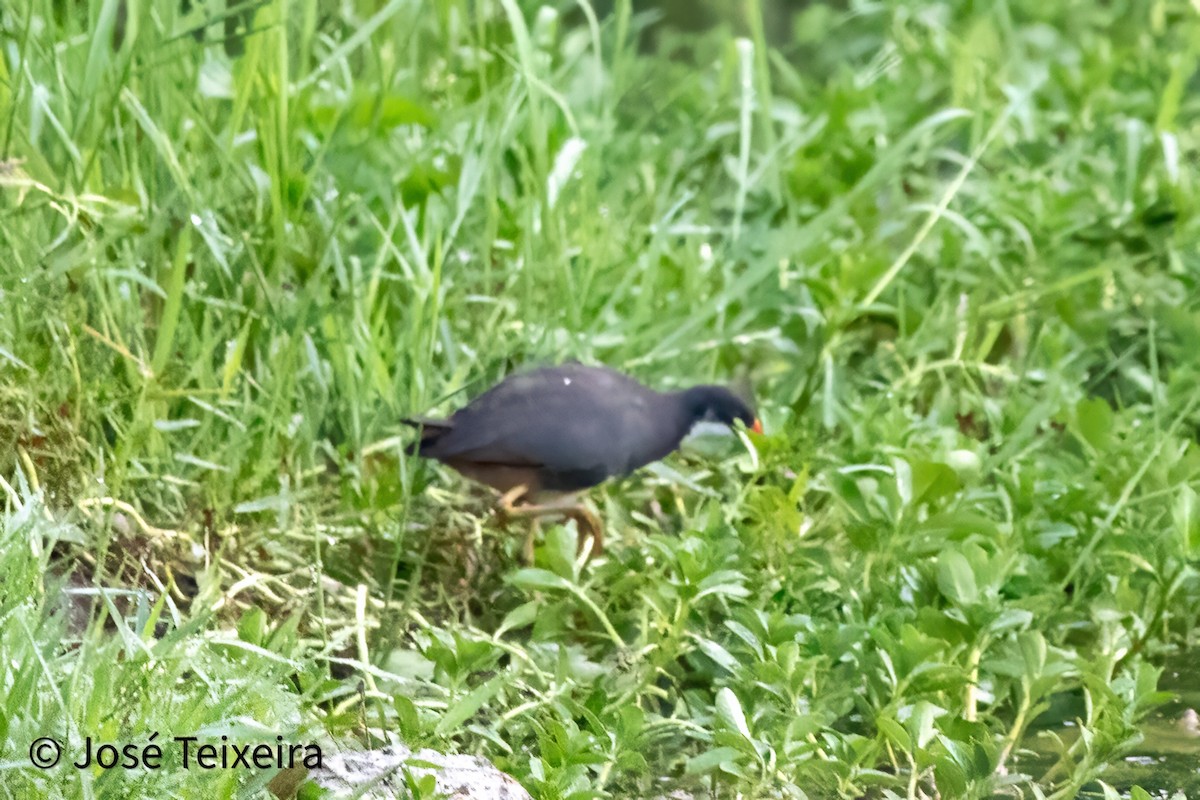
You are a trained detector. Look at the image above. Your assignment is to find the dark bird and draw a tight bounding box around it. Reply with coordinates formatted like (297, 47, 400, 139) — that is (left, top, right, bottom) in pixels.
(404, 363, 762, 560)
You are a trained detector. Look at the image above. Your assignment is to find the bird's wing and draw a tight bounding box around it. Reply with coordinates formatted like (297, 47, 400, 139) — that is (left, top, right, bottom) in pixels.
(419, 367, 660, 474)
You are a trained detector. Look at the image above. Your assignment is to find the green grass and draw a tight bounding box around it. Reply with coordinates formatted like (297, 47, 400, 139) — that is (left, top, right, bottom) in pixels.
(2, 0, 1200, 797)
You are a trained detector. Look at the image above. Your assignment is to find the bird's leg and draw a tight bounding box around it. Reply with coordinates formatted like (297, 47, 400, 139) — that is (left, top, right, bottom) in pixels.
(498, 492, 604, 559)
(495, 485, 536, 564)
(496, 484, 531, 516)
(524, 519, 540, 565)
(564, 507, 603, 557)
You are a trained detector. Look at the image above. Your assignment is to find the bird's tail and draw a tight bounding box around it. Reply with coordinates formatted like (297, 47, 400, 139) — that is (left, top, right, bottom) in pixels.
(400, 417, 451, 456)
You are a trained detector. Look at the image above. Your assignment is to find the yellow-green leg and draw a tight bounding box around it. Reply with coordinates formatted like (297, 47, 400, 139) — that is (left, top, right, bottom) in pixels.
(495, 485, 605, 559)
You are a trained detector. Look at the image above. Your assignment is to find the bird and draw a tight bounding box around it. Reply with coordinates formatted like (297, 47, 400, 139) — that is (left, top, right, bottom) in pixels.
(403, 363, 762, 561)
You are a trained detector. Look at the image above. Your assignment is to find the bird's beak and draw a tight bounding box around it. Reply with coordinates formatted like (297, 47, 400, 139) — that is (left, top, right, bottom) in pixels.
(751, 418, 763, 435)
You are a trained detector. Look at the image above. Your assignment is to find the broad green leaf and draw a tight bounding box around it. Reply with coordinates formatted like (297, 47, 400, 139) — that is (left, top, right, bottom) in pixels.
(394, 695, 420, 739)
(1018, 630, 1048, 677)
(724, 620, 763, 658)
(545, 524, 578, 579)
(685, 746, 742, 775)
(693, 636, 740, 673)
(1173, 485, 1200, 557)
(237, 607, 267, 646)
(901, 700, 945, 749)
(495, 601, 540, 638)
(937, 550, 978, 606)
(934, 753, 968, 797)
(506, 568, 572, 592)
(695, 569, 751, 601)
(715, 687, 753, 741)
(910, 460, 961, 506)
(435, 675, 505, 735)
(876, 716, 911, 750)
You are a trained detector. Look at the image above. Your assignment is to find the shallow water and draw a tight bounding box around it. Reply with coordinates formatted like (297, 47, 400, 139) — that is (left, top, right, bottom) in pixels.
(1014, 650, 1200, 796)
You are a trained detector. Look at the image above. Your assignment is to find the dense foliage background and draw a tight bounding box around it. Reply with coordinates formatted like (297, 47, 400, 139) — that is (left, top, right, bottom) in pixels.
(2, 0, 1199, 797)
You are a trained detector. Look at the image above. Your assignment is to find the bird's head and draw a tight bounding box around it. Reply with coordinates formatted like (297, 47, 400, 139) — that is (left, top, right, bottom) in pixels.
(681, 385, 763, 435)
